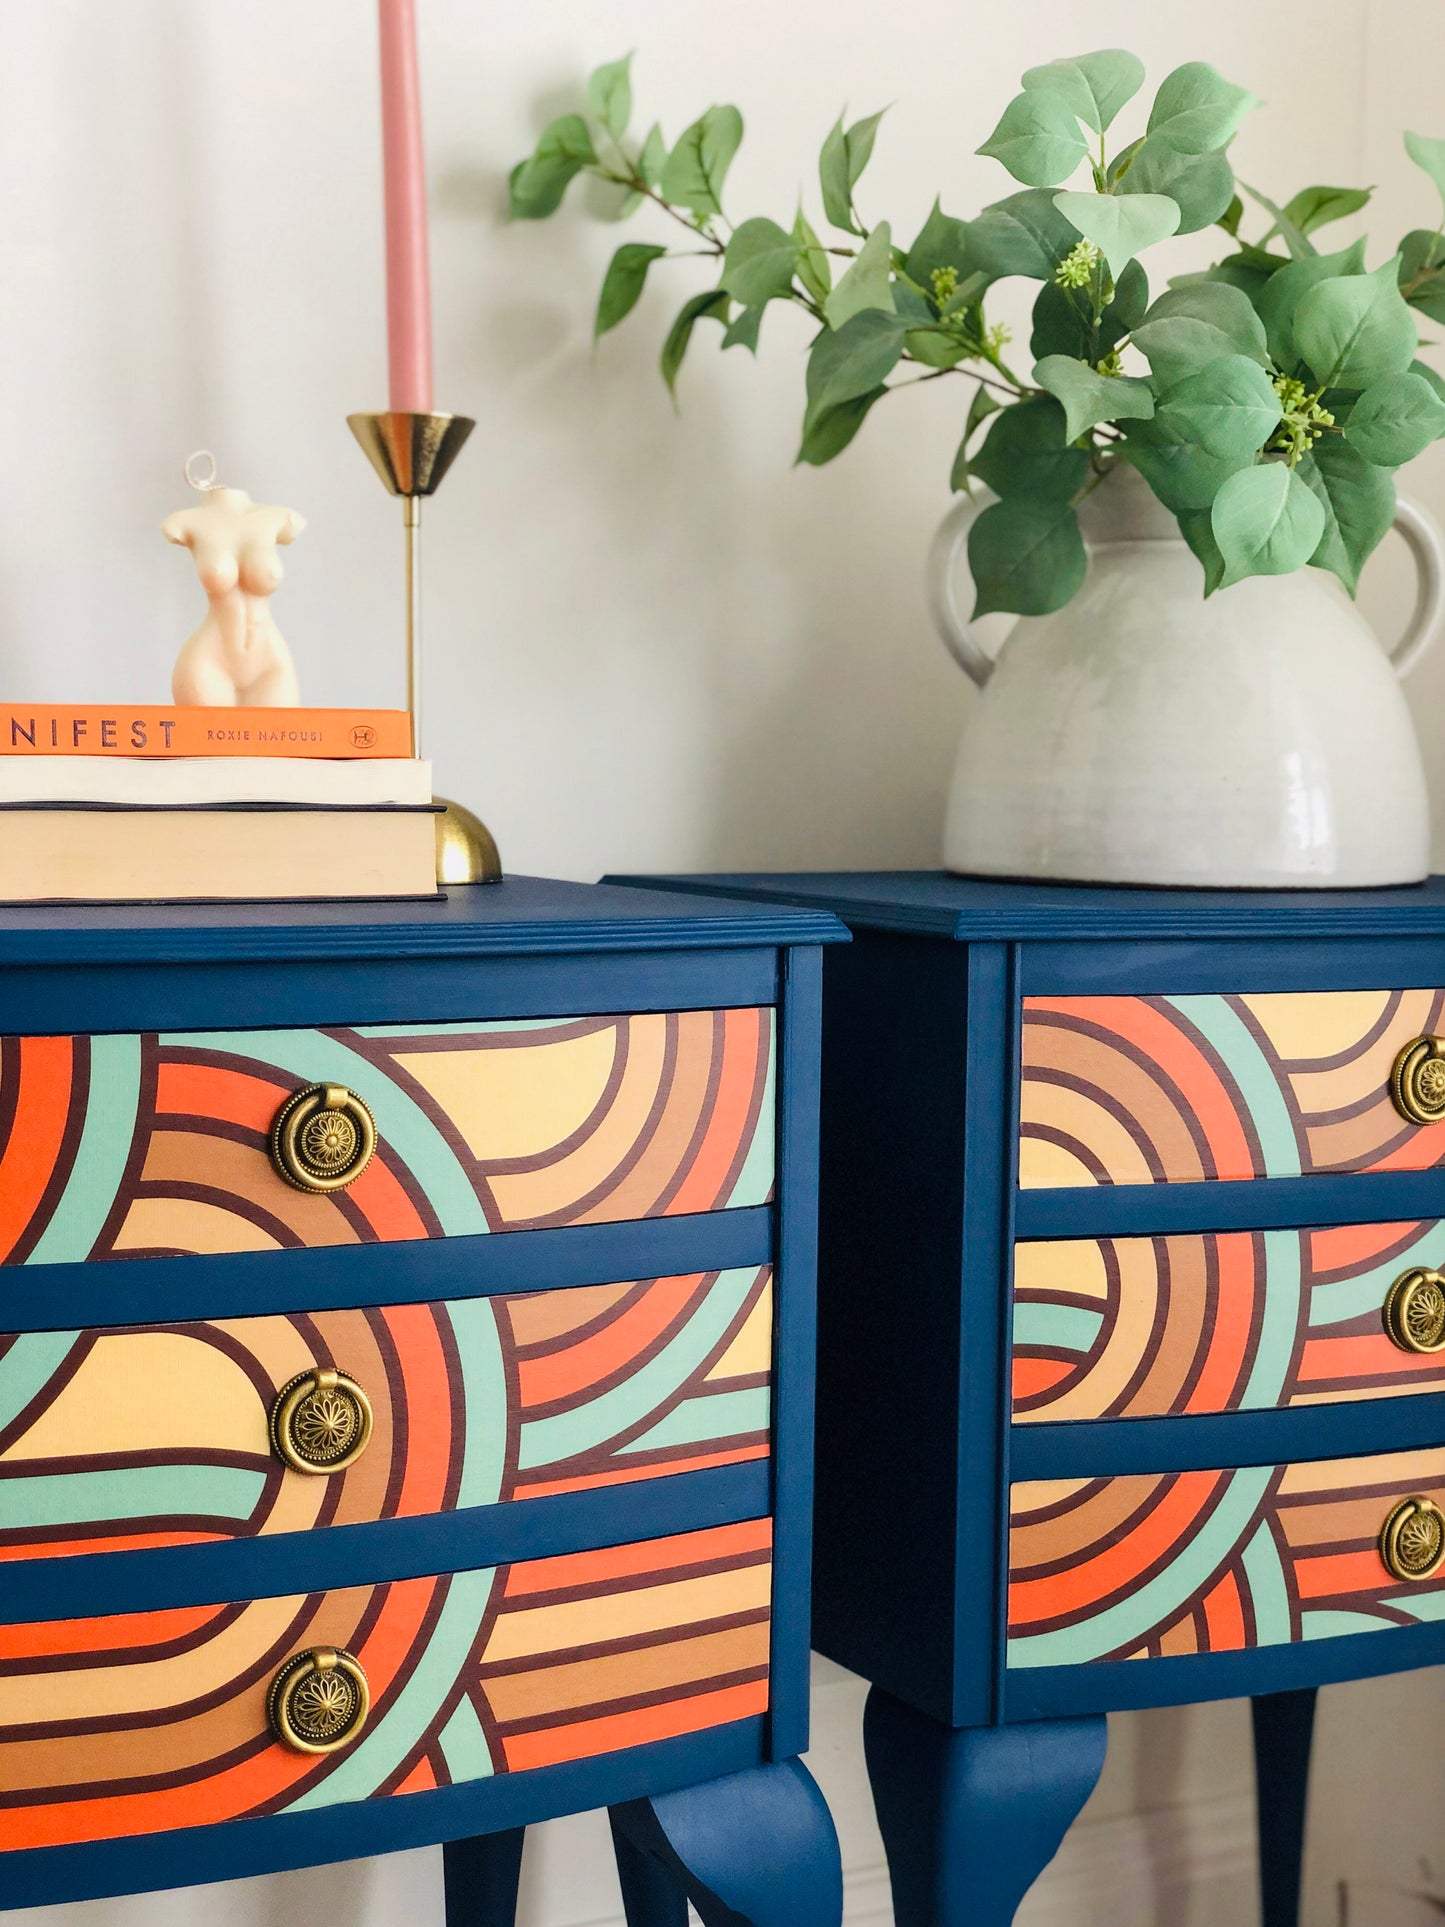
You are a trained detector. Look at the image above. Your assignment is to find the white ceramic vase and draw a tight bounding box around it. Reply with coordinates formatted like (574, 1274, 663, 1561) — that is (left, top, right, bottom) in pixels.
(928, 463, 1445, 887)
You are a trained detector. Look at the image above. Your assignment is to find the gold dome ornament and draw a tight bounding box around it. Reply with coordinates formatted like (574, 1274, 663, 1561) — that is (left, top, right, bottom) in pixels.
(268, 1647, 370, 1754)
(1380, 1495, 1445, 1582)
(1384, 1268, 1445, 1353)
(1391, 1036, 1445, 1125)
(270, 1084, 376, 1194)
(436, 799, 501, 885)
(270, 1368, 374, 1474)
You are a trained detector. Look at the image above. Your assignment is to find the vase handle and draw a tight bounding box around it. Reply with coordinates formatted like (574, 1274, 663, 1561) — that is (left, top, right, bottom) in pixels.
(1387, 495, 1445, 680)
(926, 492, 1010, 690)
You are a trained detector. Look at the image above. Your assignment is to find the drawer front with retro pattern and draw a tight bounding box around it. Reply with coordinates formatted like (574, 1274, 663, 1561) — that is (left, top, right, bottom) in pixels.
(1012, 1220, 1445, 1421)
(0, 1265, 773, 1559)
(0, 1009, 774, 1266)
(0, 1517, 773, 1850)
(1020, 989, 1445, 1189)
(1007, 1448, 1445, 1669)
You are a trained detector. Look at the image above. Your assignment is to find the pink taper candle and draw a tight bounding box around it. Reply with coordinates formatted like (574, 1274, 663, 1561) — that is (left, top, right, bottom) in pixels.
(377, 0, 434, 413)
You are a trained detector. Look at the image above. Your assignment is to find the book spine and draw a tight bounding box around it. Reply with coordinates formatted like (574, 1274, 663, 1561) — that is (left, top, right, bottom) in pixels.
(0, 709, 413, 759)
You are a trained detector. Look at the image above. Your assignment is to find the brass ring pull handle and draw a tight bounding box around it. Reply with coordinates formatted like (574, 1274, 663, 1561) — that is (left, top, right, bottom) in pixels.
(270, 1368, 374, 1474)
(268, 1647, 370, 1754)
(1380, 1495, 1445, 1582)
(270, 1083, 377, 1193)
(1391, 1037, 1445, 1126)
(1384, 1269, 1445, 1354)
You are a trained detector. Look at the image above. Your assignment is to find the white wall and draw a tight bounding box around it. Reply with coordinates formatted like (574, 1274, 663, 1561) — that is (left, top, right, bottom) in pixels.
(1, 1, 1443, 1922)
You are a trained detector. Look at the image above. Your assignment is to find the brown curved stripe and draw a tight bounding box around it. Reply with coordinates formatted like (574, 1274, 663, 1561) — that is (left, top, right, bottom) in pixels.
(1129, 1238, 1211, 1417)
(1023, 1026, 1208, 1182)
(305, 1311, 398, 1530)
(574, 1013, 716, 1224)
(504, 1282, 639, 1349)
(140, 1133, 359, 1247)
(1158, 1615, 1198, 1657)
(1278, 1481, 1445, 1549)
(1305, 1100, 1421, 1171)
(482, 1623, 770, 1724)
(1010, 1476, 1167, 1571)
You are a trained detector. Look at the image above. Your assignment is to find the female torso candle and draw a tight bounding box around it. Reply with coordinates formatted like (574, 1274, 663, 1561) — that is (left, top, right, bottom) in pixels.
(377, 0, 433, 414)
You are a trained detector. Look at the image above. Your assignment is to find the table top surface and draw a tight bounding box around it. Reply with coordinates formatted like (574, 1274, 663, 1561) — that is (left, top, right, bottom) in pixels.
(0, 875, 848, 966)
(610, 871, 1445, 943)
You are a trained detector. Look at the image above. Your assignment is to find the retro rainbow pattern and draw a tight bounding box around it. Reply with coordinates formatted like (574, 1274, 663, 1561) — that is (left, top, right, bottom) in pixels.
(1013, 1221, 1445, 1421)
(0, 1266, 773, 1559)
(0, 1518, 772, 1849)
(1020, 989, 1445, 1188)
(1008, 1450, 1445, 1667)
(0, 1009, 775, 1266)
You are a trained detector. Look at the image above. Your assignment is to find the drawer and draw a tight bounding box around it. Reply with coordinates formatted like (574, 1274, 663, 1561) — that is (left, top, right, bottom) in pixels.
(1008, 1448, 1445, 1668)
(0, 1008, 775, 1265)
(1013, 1222, 1445, 1421)
(1020, 989, 1445, 1188)
(0, 1517, 772, 1849)
(0, 1264, 772, 1557)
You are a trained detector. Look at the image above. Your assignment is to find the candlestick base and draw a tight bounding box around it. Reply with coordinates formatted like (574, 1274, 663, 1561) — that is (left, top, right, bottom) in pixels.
(436, 798, 502, 885)
(347, 411, 475, 496)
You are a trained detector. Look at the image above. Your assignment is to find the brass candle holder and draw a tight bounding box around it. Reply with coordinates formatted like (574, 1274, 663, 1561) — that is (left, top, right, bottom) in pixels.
(347, 409, 501, 884)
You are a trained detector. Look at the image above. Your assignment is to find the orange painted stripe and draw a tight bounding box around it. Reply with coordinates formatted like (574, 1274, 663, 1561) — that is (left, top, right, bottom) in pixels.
(513, 1442, 770, 1500)
(1009, 1470, 1224, 1625)
(355, 1574, 440, 1700)
(517, 1274, 708, 1408)
(504, 1520, 772, 1599)
(0, 1037, 73, 1263)
(1309, 1221, 1415, 1272)
(153, 1061, 285, 1133)
(385, 1306, 457, 1520)
(499, 1678, 768, 1773)
(344, 1154, 429, 1243)
(1011, 1357, 1076, 1402)
(394, 1754, 438, 1795)
(1362, 1130, 1445, 1175)
(1185, 1232, 1257, 1414)
(667, 1011, 767, 1217)
(0, 1602, 229, 1663)
(1298, 1334, 1420, 1383)
(1295, 1549, 1390, 1599)
(1200, 1569, 1247, 1651)
(0, 1529, 220, 1563)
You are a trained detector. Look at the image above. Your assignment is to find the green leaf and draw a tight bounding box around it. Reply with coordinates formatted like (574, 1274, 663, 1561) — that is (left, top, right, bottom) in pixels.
(660, 288, 729, 396)
(978, 91, 1090, 189)
(824, 223, 895, 329)
(968, 498, 1087, 617)
(1117, 139, 1235, 234)
(586, 55, 632, 141)
(1146, 61, 1260, 156)
(508, 115, 597, 219)
(1177, 510, 1228, 594)
(1219, 195, 1245, 236)
(967, 190, 1081, 282)
(1343, 369, 1445, 465)
(797, 386, 887, 465)
(1294, 257, 1419, 389)
(659, 106, 743, 219)
(1020, 49, 1146, 135)
(1053, 190, 1181, 277)
(594, 242, 668, 337)
(722, 218, 801, 308)
(904, 201, 972, 287)
(804, 309, 908, 428)
(1238, 182, 1315, 261)
(1297, 439, 1396, 592)
(1033, 356, 1155, 442)
(819, 108, 887, 235)
(793, 209, 832, 306)
(1412, 357, 1445, 405)
(1154, 353, 1282, 462)
(1405, 131, 1445, 213)
(1253, 240, 1369, 370)
(1211, 462, 1327, 585)
(1131, 282, 1269, 386)
(1281, 184, 1372, 236)
(722, 305, 765, 352)
(637, 123, 666, 190)
(1400, 228, 1445, 323)
(972, 397, 1091, 503)
(1029, 260, 1148, 362)
(951, 385, 1005, 489)
(1122, 432, 1248, 514)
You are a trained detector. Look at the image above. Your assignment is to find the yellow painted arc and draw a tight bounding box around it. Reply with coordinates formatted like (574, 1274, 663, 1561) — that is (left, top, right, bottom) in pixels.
(393, 1026, 620, 1162)
(110, 1198, 282, 1257)
(1239, 990, 1395, 1065)
(1014, 1240, 1111, 1304)
(482, 1565, 772, 1666)
(1019, 1085, 1156, 1189)
(707, 1281, 772, 1381)
(1277, 1446, 1445, 1495)
(1010, 1478, 1096, 1516)
(1020, 1241, 1158, 1424)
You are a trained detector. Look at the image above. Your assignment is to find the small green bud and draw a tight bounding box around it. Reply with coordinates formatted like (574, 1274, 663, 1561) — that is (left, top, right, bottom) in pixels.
(1268, 373, 1335, 465)
(930, 264, 959, 306)
(1054, 240, 1103, 290)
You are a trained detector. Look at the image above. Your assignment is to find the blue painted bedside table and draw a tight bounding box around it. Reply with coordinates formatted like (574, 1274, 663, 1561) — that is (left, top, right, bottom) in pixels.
(0, 878, 846, 1927)
(613, 870, 1445, 1927)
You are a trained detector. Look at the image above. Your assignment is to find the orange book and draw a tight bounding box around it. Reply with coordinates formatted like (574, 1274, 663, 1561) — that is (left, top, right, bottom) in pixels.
(0, 707, 412, 759)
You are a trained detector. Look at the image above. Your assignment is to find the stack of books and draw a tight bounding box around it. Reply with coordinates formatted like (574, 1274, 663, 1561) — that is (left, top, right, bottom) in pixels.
(0, 706, 438, 904)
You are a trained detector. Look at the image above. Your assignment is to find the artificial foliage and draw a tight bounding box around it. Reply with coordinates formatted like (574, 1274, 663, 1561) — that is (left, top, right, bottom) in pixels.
(510, 51, 1445, 616)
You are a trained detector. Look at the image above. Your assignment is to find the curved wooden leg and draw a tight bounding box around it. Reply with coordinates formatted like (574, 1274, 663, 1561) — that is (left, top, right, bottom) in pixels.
(609, 1759, 843, 1927)
(443, 1827, 525, 1926)
(1252, 1686, 1316, 1927)
(864, 1687, 1107, 1927)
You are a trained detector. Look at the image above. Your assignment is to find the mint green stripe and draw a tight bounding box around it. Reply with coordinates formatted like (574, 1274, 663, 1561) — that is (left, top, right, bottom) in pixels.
(447, 1297, 507, 1511)
(1240, 1231, 1302, 1411)
(517, 1267, 758, 1472)
(437, 1692, 495, 1783)
(27, 1034, 142, 1266)
(1311, 1222, 1443, 1328)
(1393, 1587, 1445, 1623)
(1166, 997, 1301, 1178)
(351, 1019, 582, 1038)
(619, 1387, 771, 1454)
(1012, 1302, 1103, 1357)
(0, 1333, 82, 1434)
(1301, 1609, 1401, 1639)
(288, 1567, 496, 1809)
(0, 1463, 265, 1530)
(727, 1015, 775, 1208)
(1241, 1516, 1294, 1647)
(167, 1029, 488, 1236)
(1007, 1466, 1274, 1668)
